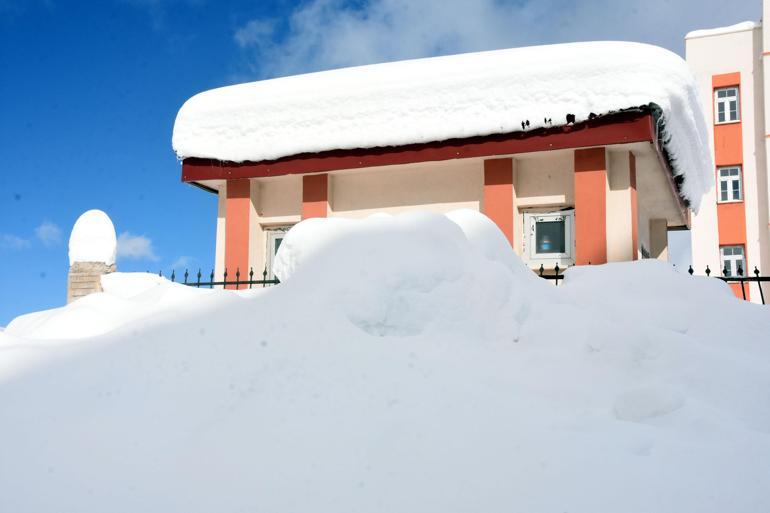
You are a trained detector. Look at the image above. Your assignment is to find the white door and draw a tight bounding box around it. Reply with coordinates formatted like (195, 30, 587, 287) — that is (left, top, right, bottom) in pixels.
(265, 227, 290, 280)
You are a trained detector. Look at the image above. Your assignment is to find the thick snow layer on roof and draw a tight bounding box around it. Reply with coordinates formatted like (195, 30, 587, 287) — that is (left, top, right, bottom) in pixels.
(686, 21, 759, 39)
(3, 212, 770, 512)
(68, 210, 117, 266)
(173, 41, 713, 211)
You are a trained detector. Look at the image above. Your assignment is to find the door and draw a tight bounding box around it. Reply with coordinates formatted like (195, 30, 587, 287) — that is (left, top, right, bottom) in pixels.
(265, 227, 290, 280)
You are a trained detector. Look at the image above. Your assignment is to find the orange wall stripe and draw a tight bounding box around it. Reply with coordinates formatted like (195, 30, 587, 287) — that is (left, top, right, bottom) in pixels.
(629, 152, 639, 260)
(716, 202, 747, 246)
(302, 174, 329, 219)
(224, 179, 251, 289)
(574, 148, 607, 265)
(712, 71, 748, 299)
(483, 158, 514, 246)
(714, 123, 743, 166)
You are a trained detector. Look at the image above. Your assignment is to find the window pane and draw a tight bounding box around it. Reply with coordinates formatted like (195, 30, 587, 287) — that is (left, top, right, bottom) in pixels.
(718, 90, 727, 98)
(730, 168, 739, 176)
(725, 260, 732, 276)
(535, 220, 565, 254)
(732, 181, 740, 199)
(723, 247, 733, 256)
(734, 246, 743, 255)
(726, 89, 736, 97)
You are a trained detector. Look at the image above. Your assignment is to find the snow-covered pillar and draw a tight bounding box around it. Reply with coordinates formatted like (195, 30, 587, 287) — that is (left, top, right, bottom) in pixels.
(302, 174, 329, 219)
(482, 158, 515, 246)
(574, 148, 608, 265)
(67, 210, 117, 303)
(225, 179, 252, 288)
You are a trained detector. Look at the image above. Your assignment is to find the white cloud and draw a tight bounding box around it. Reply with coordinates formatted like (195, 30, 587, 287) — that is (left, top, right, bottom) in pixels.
(170, 255, 196, 269)
(34, 221, 62, 247)
(117, 232, 159, 261)
(235, 0, 761, 79)
(0, 234, 30, 250)
(234, 19, 275, 49)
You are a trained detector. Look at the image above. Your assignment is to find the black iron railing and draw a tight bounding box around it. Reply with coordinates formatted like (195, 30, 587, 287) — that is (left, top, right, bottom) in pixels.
(686, 265, 768, 304)
(156, 263, 767, 304)
(157, 267, 279, 290)
(533, 262, 767, 305)
(537, 263, 565, 285)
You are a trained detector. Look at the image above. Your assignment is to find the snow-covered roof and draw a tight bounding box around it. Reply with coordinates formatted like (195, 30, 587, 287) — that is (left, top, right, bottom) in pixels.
(686, 21, 759, 40)
(172, 41, 713, 211)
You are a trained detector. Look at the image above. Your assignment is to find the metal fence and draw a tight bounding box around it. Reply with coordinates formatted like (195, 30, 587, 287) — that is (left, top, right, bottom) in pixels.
(158, 263, 768, 304)
(158, 267, 279, 289)
(686, 265, 768, 304)
(535, 262, 768, 305)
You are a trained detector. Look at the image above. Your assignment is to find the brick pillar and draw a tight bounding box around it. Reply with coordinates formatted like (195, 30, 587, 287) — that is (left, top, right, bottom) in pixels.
(67, 262, 116, 303)
(483, 158, 514, 246)
(225, 179, 251, 288)
(574, 148, 607, 265)
(302, 174, 329, 219)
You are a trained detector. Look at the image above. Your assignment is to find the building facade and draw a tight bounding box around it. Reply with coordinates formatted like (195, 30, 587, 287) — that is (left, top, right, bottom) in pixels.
(686, 16, 770, 301)
(184, 112, 685, 282)
(173, 42, 710, 285)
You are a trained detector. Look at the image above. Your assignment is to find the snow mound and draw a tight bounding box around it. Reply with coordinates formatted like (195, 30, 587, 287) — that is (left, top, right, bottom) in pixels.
(2, 212, 770, 512)
(173, 41, 713, 210)
(68, 209, 117, 266)
(274, 211, 546, 338)
(5, 273, 214, 340)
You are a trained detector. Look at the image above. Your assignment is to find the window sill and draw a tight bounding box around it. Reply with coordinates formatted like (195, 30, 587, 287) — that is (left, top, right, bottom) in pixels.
(717, 199, 744, 205)
(714, 120, 741, 126)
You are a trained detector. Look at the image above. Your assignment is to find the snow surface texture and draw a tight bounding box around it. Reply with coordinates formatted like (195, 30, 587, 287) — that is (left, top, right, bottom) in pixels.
(68, 209, 117, 266)
(3, 211, 770, 513)
(686, 21, 759, 39)
(173, 42, 713, 211)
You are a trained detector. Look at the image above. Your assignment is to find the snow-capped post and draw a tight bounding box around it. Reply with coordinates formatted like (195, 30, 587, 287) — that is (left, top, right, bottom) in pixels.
(66, 210, 117, 303)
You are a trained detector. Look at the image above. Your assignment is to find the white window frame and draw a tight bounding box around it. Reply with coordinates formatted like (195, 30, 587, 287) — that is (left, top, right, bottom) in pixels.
(522, 209, 575, 268)
(720, 245, 746, 277)
(714, 86, 740, 124)
(265, 226, 292, 280)
(717, 166, 743, 203)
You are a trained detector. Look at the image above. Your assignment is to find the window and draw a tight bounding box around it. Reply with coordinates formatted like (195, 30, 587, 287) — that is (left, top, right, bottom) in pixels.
(720, 245, 746, 277)
(718, 166, 743, 202)
(715, 87, 740, 123)
(265, 227, 291, 279)
(523, 210, 575, 267)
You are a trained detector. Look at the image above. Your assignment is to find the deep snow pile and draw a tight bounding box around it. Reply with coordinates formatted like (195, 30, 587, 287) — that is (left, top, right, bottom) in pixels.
(2, 211, 770, 513)
(172, 41, 713, 210)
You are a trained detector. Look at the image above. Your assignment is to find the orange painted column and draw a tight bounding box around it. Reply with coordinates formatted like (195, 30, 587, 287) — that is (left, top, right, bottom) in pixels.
(574, 148, 607, 265)
(712, 72, 749, 299)
(302, 174, 329, 219)
(630, 152, 639, 260)
(483, 158, 514, 246)
(224, 179, 251, 288)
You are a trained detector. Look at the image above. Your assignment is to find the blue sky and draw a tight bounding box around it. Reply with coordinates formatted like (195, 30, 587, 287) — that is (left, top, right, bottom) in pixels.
(0, 0, 761, 325)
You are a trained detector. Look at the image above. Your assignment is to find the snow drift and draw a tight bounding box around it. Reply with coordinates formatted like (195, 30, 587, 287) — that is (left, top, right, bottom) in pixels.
(2, 211, 770, 513)
(172, 42, 713, 210)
